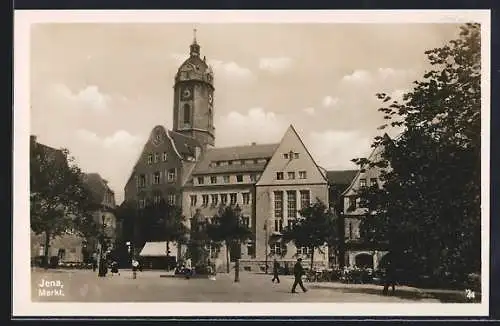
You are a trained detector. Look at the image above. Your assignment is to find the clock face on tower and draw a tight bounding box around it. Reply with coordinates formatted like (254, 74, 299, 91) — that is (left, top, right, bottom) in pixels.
(181, 87, 192, 100)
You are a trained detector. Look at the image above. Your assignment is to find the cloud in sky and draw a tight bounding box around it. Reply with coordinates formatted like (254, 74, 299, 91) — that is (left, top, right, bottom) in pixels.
(322, 96, 339, 108)
(259, 57, 293, 74)
(303, 107, 316, 116)
(305, 130, 373, 170)
(216, 107, 288, 147)
(74, 129, 145, 203)
(50, 84, 111, 113)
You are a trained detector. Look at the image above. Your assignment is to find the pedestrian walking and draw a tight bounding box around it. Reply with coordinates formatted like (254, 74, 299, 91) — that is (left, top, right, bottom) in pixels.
(132, 259, 139, 279)
(291, 258, 308, 293)
(271, 259, 280, 283)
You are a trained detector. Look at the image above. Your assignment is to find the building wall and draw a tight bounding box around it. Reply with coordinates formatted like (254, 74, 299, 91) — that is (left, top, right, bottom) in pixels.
(252, 125, 330, 270)
(342, 142, 390, 270)
(254, 184, 329, 269)
(31, 231, 86, 263)
(124, 126, 187, 208)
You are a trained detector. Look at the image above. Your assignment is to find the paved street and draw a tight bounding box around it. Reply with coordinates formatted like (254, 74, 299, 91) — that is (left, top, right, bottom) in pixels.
(31, 268, 468, 303)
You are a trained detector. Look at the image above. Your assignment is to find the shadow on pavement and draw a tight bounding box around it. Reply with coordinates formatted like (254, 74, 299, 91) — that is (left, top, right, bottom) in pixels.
(309, 284, 471, 303)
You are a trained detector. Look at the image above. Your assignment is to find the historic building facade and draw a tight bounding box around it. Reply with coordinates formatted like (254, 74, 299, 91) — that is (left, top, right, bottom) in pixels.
(30, 136, 118, 265)
(252, 125, 330, 270)
(123, 33, 368, 271)
(341, 138, 391, 270)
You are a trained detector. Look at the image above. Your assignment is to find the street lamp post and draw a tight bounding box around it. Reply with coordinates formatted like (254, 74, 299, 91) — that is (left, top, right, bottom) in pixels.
(264, 219, 269, 274)
(98, 215, 107, 277)
(234, 205, 242, 283)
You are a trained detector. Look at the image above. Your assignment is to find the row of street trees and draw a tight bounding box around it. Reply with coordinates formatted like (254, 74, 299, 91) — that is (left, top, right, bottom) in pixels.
(30, 144, 102, 268)
(353, 23, 481, 286)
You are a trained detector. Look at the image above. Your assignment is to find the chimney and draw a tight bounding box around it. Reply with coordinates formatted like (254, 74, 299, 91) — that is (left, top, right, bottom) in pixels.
(251, 142, 256, 146)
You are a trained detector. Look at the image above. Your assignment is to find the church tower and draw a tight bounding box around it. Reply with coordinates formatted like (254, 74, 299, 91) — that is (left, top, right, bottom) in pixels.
(172, 29, 215, 148)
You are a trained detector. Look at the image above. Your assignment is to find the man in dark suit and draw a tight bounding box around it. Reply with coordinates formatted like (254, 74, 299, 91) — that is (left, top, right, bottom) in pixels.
(271, 259, 280, 283)
(291, 258, 308, 293)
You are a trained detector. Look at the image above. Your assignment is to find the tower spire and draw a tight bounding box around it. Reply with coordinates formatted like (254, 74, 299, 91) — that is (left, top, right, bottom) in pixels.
(189, 28, 201, 57)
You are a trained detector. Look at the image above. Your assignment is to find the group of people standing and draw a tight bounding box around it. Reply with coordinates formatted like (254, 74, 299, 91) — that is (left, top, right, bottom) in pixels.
(270, 257, 397, 295)
(271, 258, 308, 294)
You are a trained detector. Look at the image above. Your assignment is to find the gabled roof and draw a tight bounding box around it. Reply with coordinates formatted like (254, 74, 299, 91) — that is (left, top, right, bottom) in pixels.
(83, 173, 115, 207)
(167, 130, 202, 158)
(326, 170, 358, 186)
(192, 143, 279, 175)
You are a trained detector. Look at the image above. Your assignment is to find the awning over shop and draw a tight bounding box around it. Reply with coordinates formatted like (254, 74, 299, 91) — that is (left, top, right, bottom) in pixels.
(139, 241, 175, 257)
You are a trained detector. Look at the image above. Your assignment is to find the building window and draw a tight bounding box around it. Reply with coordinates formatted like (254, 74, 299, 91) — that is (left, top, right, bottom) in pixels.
(168, 194, 176, 205)
(147, 154, 153, 164)
(138, 198, 146, 209)
(162, 152, 168, 161)
(138, 174, 146, 188)
(236, 175, 243, 182)
(349, 222, 353, 239)
(58, 249, 66, 261)
(250, 174, 257, 182)
(197, 176, 205, 185)
(154, 153, 159, 163)
(288, 218, 297, 229)
(359, 178, 367, 188)
(299, 171, 307, 179)
(223, 175, 230, 183)
(211, 194, 218, 206)
(283, 153, 289, 159)
(230, 193, 237, 205)
(210, 176, 217, 184)
(288, 172, 295, 180)
(347, 197, 357, 211)
(221, 194, 228, 205)
(274, 219, 283, 233)
(270, 242, 283, 256)
(228, 161, 233, 165)
(287, 190, 297, 218)
(296, 246, 311, 256)
(294, 153, 299, 159)
(247, 242, 255, 256)
(242, 216, 250, 228)
(167, 169, 176, 182)
(276, 172, 284, 180)
(300, 190, 310, 208)
(190, 195, 197, 207)
(153, 172, 161, 184)
(183, 103, 191, 124)
(274, 191, 283, 218)
(242, 193, 250, 205)
(202, 195, 209, 207)
(370, 178, 378, 187)
(153, 192, 162, 205)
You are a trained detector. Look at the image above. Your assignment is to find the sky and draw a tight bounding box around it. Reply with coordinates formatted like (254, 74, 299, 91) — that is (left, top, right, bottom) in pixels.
(29, 23, 462, 204)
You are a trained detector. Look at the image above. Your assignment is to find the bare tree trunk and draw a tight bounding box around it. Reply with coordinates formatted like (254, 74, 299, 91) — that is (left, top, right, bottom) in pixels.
(310, 247, 315, 270)
(44, 231, 50, 269)
(166, 240, 170, 271)
(226, 242, 230, 273)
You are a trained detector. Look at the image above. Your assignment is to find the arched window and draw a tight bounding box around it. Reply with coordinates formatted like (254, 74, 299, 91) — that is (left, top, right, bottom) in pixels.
(183, 103, 191, 124)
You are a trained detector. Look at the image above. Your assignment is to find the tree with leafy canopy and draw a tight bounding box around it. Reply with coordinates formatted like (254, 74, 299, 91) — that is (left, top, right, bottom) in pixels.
(353, 23, 481, 286)
(185, 209, 218, 268)
(30, 144, 101, 268)
(143, 199, 188, 269)
(206, 205, 253, 277)
(281, 199, 336, 269)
